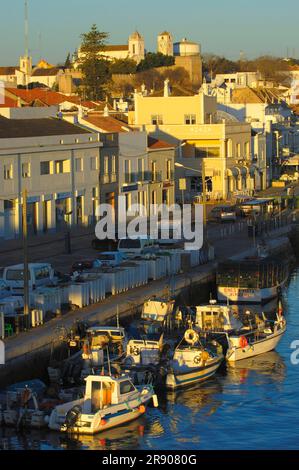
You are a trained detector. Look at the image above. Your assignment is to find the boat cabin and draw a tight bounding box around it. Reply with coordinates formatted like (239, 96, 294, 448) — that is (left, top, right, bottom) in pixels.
(141, 299, 175, 323)
(195, 302, 243, 332)
(83, 375, 137, 414)
(126, 338, 162, 366)
(86, 326, 126, 349)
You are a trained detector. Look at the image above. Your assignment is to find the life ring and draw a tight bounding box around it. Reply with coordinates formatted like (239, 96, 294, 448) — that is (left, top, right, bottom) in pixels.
(185, 329, 199, 346)
(239, 336, 248, 349)
(133, 346, 140, 356)
(193, 356, 201, 365)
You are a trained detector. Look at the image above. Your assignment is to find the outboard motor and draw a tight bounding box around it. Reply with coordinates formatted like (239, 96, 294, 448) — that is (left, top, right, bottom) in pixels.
(65, 405, 82, 429)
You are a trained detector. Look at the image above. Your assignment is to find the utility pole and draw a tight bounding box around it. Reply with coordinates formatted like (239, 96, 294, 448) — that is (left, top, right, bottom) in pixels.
(202, 159, 207, 245)
(22, 189, 30, 327)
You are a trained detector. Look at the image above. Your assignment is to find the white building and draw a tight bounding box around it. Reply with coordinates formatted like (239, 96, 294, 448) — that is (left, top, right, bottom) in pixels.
(0, 115, 102, 239)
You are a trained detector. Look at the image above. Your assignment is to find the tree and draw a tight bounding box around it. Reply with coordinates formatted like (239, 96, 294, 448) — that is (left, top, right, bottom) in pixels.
(137, 52, 175, 72)
(202, 54, 240, 78)
(79, 24, 111, 100)
(109, 58, 137, 75)
(134, 69, 164, 91)
(161, 67, 191, 87)
(64, 52, 72, 69)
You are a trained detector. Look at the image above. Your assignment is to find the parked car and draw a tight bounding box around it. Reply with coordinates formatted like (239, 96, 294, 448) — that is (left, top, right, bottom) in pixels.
(1, 263, 57, 292)
(118, 238, 159, 258)
(209, 205, 237, 223)
(96, 252, 126, 267)
(71, 259, 102, 274)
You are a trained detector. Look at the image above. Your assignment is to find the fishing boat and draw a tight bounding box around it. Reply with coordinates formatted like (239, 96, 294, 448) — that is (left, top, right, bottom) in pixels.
(226, 311, 286, 362)
(166, 329, 224, 390)
(139, 297, 178, 334)
(217, 254, 290, 304)
(48, 374, 158, 435)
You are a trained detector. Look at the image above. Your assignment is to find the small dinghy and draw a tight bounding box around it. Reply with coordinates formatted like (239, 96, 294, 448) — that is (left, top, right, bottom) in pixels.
(48, 374, 158, 435)
(166, 329, 224, 390)
(226, 311, 286, 362)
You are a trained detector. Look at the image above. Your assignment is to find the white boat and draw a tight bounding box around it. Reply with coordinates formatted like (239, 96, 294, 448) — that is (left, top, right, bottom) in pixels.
(48, 374, 158, 435)
(226, 313, 286, 362)
(124, 336, 164, 368)
(166, 329, 224, 390)
(141, 298, 177, 330)
(195, 301, 245, 333)
(217, 255, 290, 304)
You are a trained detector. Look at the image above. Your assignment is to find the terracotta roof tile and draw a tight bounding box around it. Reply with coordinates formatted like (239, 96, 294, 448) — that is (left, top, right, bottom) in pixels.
(83, 114, 131, 133)
(102, 45, 129, 52)
(148, 136, 175, 150)
(0, 66, 18, 75)
(0, 96, 19, 108)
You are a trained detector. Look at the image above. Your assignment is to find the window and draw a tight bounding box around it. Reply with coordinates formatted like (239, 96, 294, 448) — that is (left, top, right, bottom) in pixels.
(151, 161, 157, 181)
(22, 162, 31, 178)
(55, 159, 70, 174)
(40, 161, 51, 175)
(184, 114, 196, 125)
(125, 193, 132, 212)
(236, 143, 241, 158)
(4, 164, 13, 180)
(195, 147, 220, 158)
(90, 156, 98, 171)
(111, 155, 116, 174)
(120, 380, 135, 394)
(151, 115, 163, 125)
(138, 158, 144, 179)
(104, 156, 109, 175)
(75, 158, 83, 172)
(166, 160, 172, 180)
(124, 160, 131, 183)
(245, 142, 250, 158)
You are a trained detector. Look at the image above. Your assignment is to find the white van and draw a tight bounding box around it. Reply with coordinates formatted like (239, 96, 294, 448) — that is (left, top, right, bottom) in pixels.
(2, 263, 57, 292)
(117, 238, 159, 258)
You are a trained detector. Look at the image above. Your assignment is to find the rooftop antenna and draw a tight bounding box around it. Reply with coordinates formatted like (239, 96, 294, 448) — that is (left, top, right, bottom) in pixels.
(25, 0, 29, 58)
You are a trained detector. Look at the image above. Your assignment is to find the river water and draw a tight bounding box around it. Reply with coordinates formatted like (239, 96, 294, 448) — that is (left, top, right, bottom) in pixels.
(1, 266, 298, 451)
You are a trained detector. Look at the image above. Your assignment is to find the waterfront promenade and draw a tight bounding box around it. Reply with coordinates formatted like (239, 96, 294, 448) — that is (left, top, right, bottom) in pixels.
(2, 217, 296, 369)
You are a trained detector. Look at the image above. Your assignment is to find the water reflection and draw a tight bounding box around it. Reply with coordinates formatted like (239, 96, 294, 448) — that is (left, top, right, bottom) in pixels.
(226, 351, 286, 385)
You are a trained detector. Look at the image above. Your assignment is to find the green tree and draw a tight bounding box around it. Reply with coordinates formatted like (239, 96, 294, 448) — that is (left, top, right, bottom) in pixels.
(137, 52, 175, 72)
(110, 58, 137, 75)
(79, 24, 111, 100)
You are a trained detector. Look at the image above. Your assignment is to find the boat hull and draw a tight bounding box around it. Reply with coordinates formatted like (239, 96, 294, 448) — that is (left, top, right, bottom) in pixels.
(217, 285, 280, 304)
(226, 326, 286, 362)
(166, 357, 223, 390)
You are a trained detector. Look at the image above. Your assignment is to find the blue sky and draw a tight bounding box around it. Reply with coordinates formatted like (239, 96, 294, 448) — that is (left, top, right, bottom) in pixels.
(0, 0, 298, 65)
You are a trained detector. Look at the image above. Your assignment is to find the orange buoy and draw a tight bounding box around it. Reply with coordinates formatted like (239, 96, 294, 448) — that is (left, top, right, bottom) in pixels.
(139, 405, 146, 414)
(100, 419, 107, 426)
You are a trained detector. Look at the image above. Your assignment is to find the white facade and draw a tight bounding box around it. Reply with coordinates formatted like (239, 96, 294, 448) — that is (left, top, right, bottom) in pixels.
(157, 32, 174, 56)
(0, 132, 102, 239)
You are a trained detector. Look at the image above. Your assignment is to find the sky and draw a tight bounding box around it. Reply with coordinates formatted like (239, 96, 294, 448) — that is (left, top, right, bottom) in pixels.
(0, 0, 298, 65)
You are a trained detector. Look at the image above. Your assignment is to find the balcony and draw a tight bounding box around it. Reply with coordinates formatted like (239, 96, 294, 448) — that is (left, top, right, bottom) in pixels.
(124, 172, 151, 184)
